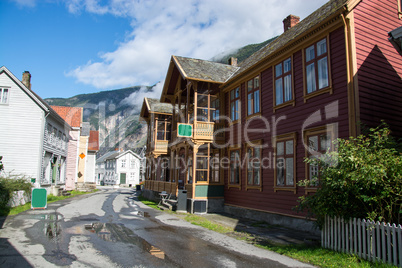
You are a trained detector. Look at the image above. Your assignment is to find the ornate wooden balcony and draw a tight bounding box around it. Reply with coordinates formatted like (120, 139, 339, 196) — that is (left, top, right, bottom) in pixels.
(193, 121, 214, 142)
(152, 140, 169, 156)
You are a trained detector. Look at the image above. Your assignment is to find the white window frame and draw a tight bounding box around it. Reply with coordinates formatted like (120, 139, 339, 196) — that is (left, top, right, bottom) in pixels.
(0, 87, 10, 104)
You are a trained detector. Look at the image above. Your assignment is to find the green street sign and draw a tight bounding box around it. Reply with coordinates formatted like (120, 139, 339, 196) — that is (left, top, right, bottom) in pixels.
(31, 188, 47, 209)
(177, 123, 193, 137)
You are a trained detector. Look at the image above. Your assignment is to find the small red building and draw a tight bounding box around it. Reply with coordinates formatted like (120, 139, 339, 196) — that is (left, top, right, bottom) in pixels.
(142, 0, 402, 232)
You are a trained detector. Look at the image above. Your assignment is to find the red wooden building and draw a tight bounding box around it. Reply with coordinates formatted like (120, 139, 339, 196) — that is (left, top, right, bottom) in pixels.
(142, 0, 402, 231)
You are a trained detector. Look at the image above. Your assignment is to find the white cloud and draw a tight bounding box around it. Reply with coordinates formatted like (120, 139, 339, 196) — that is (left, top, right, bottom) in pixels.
(119, 82, 164, 113)
(65, 0, 328, 89)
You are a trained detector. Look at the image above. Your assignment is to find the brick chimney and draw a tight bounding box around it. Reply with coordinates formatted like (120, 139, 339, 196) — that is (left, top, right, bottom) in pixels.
(228, 57, 238, 67)
(283, 15, 300, 32)
(22, 71, 31, 90)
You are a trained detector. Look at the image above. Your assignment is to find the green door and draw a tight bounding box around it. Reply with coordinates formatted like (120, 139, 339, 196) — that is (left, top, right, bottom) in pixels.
(120, 173, 126, 184)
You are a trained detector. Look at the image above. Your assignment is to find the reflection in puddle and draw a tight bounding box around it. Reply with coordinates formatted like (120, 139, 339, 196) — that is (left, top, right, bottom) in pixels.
(135, 211, 150, 217)
(85, 222, 165, 259)
(43, 214, 62, 242)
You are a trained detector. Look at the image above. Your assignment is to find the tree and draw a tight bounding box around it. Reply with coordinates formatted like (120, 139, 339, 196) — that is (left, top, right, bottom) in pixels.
(296, 123, 402, 227)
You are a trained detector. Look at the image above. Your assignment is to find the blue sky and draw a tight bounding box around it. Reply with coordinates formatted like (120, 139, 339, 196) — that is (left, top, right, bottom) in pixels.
(1, 0, 328, 100)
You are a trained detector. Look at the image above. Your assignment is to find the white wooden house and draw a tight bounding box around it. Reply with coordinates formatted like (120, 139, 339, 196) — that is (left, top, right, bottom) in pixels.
(0, 66, 71, 186)
(96, 150, 141, 186)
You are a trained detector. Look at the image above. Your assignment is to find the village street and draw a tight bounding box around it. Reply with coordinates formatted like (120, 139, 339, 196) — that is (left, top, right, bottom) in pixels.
(0, 187, 312, 268)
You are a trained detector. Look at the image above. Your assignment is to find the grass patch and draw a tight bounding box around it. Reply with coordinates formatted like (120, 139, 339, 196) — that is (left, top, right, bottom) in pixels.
(137, 195, 160, 210)
(184, 214, 233, 233)
(4, 189, 98, 216)
(255, 243, 393, 268)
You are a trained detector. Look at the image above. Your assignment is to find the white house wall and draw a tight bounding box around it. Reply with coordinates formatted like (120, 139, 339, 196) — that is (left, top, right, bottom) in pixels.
(85, 151, 96, 183)
(41, 115, 69, 185)
(116, 153, 141, 186)
(0, 71, 44, 180)
(65, 129, 80, 190)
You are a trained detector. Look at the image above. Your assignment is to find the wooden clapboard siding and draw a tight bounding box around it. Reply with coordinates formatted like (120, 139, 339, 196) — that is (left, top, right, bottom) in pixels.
(354, 0, 402, 137)
(224, 25, 350, 217)
(65, 130, 79, 190)
(0, 71, 44, 179)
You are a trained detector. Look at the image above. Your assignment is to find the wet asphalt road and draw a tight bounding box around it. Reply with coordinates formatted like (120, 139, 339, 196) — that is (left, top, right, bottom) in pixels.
(0, 187, 312, 267)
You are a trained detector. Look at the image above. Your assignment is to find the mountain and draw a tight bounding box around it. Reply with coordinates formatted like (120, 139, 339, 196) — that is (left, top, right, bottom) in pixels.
(46, 86, 153, 157)
(211, 36, 277, 64)
(45, 37, 277, 157)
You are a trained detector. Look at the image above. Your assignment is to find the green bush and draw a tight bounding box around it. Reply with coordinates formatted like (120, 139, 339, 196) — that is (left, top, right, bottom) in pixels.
(0, 176, 32, 209)
(296, 123, 402, 227)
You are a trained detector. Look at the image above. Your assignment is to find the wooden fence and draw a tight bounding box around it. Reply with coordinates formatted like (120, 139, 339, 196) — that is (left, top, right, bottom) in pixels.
(322, 216, 402, 267)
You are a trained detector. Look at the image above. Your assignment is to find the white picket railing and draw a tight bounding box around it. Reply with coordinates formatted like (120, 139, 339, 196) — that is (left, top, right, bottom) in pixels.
(322, 216, 402, 267)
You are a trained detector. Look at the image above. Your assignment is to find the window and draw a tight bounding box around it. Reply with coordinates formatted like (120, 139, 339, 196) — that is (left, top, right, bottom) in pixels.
(274, 133, 296, 192)
(229, 148, 241, 187)
(247, 76, 260, 116)
(196, 93, 209, 122)
(0, 88, 9, 104)
(161, 158, 170, 181)
(196, 146, 209, 182)
(187, 156, 193, 184)
(156, 117, 171, 140)
(399, 0, 402, 19)
(305, 38, 330, 95)
(121, 159, 126, 168)
(274, 58, 293, 106)
(230, 87, 240, 122)
(211, 98, 220, 122)
(130, 160, 136, 169)
(210, 151, 221, 183)
(304, 125, 335, 189)
(246, 145, 261, 188)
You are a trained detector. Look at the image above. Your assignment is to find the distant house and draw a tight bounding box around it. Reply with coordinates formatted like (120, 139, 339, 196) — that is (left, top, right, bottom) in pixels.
(142, 0, 402, 231)
(86, 130, 99, 184)
(51, 105, 83, 190)
(0, 67, 71, 187)
(51, 107, 100, 189)
(96, 150, 142, 186)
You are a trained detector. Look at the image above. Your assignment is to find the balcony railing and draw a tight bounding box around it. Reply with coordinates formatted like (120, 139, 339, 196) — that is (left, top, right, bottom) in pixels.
(153, 140, 169, 155)
(193, 121, 214, 142)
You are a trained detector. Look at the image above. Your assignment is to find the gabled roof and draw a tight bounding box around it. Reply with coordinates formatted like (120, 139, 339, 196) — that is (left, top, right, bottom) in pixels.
(96, 151, 119, 163)
(115, 150, 141, 160)
(51, 106, 83, 128)
(225, 0, 351, 85)
(140, 97, 174, 120)
(173, 55, 239, 83)
(0, 66, 71, 129)
(160, 55, 239, 102)
(88, 130, 99, 151)
(97, 149, 141, 162)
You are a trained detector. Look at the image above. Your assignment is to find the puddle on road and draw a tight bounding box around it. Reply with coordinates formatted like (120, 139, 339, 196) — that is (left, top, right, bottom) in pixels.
(85, 222, 165, 259)
(21, 213, 63, 242)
